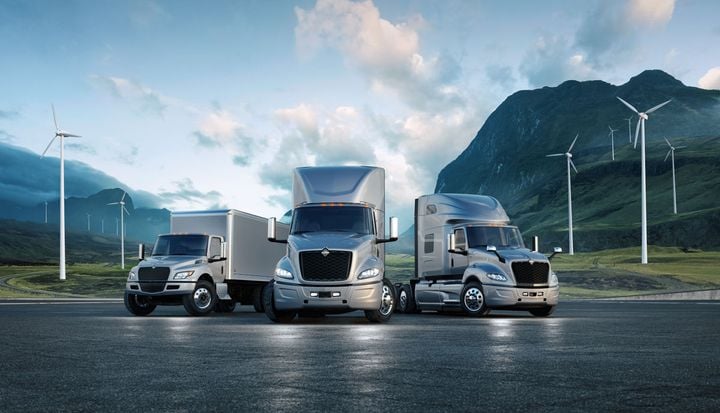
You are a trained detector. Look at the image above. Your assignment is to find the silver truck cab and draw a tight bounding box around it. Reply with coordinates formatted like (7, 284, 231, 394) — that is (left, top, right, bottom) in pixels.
(396, 193, 560, 317)
(265, 166, 399, 323)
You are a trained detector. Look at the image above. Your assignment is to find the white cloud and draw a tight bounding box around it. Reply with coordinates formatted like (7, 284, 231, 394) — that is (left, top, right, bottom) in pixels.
(91, 75, 172, 117)
(193, 108, 258, 167)
(628, 0, 675, 26)
(698, 67, 720, 90)
(520, 36, 595, 87)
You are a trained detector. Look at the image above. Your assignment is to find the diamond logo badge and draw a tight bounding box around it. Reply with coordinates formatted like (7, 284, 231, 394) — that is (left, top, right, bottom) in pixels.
(321, 248, 330, 257)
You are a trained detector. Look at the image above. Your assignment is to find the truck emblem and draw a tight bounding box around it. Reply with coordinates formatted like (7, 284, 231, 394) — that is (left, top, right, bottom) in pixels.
(528, 260, 534, 265)
(321, 248, 330, 257)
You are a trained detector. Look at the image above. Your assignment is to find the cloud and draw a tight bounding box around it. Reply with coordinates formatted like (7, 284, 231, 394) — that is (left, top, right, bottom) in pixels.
(116, 145, 139, 165)
(65, 142, 97, 155)
(90, 75, 169, 116)
(520, 36, 594, 87)
(0, 130, 14, 143)
(295, 0, 464, 111)
(129, 0, 169, 27)
(192, 108, 258, 167)
(485, 65, 516, 91)
(628, 0, 675, 26)
(157, 178, 222, 207)
(698, 67, 720, 90)
(0, 109, 19, 120)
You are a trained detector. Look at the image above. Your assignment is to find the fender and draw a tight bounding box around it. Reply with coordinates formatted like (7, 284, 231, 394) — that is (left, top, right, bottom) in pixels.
(462, 262, 509, 287)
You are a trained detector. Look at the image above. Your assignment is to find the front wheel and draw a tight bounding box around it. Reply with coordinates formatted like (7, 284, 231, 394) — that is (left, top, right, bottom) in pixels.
(183, 280, 217, 316)
(460, 282, 490, 317)
(262, 281, 296, 323)
(365, 279, 395, 323)
(124, 291, 156, 316)
(529, 306, 555, 317)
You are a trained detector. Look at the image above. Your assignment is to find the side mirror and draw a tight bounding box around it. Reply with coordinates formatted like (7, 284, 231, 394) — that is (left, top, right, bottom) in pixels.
(377, 216, 399, 243)
(486, 245, 506, 263)
(549, 246, 563, 260)
(531, 236, 539, 253)
(267, 217, 287, 244)
(138, 243, 145, 261)
(448, 233, 467, 256)
(220, 241, 228, 259)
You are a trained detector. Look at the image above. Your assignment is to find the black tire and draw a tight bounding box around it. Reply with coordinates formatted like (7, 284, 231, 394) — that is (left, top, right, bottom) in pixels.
(529, 306, 555, 317)
(214, 300, 236, 313)
(460, 282, 490, 317)
(182, 280, 217, 316)
(124, 291, 156, 316)
(262, 281, 296, 323)
(396, 284, 416, 314)
(252, 286, 265, 313)
(365, 278, 395, 323)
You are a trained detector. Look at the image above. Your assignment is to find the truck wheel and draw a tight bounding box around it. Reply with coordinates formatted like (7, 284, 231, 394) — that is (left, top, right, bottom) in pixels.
(529, 306, 555, 317)
(183, 280, 217, 316)
(214, 300, 236, 313)
(124, 291, 156, 316)
(365, 278, 395, 323)
(262, 281, 296, 323)
(252, 286, 265, 313)
(460, 282, 490, 317)
(396, 284, 416, 314)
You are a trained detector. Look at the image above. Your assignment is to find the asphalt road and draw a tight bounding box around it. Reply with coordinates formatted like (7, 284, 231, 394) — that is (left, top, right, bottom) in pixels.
(0, 300, 718, 412)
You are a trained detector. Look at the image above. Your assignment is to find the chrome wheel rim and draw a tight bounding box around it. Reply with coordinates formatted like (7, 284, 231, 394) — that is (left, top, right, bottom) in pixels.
(194, 287, 212, 310)
(464, 287, 483, 312)
(398, 290, 408, 311)
(379, 285, 394, 316)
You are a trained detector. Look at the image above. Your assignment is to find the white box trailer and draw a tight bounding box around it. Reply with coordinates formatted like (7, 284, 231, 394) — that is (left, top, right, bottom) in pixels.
(124, 209, 289, 316)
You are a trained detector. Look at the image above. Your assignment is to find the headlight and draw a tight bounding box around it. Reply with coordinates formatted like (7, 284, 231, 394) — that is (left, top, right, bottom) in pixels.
(174, 270, 194, 280)
(550, 271, 559, 286)
(275, 267, 293, 279)
(128, 271, 137, 281)
(486, 273, 508, 282)
(358, 268, 381, 279)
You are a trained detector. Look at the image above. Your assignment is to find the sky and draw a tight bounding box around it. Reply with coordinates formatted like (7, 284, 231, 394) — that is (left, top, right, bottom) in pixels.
(1, 0, 719, 231)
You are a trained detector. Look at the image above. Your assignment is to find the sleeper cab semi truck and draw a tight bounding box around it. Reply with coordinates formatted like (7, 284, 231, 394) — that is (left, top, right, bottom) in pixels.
(124, 209, 289, 316)
(395, 193, 562, 317)
(265, 166, 399, 323)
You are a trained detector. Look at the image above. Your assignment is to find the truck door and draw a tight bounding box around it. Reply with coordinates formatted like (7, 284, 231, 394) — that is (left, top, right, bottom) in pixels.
(208, 236, 225, 283)
(450, 228, 468, 276)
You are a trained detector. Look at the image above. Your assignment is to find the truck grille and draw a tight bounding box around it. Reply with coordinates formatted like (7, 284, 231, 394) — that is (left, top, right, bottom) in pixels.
(138, 267, 170, 293)
(300, 251, 352, 282)
(511, 261, 549, 286)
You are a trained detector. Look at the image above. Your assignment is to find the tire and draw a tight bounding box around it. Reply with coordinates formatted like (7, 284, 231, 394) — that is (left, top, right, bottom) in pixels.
(252, 286, 265, 313)
(365, 278, 395, 323)
(460, 282, 490, 317)
(396, 284, 416, 314)
(214, 300, 236, 313)
(262, 281, 296, 323)
(529, 306, 555, 317)
(182, 280, 217, 316)
(124, 291, 156, 316)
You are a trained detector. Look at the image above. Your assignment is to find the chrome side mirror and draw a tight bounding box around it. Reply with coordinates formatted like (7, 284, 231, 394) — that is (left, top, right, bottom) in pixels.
(138, 243, 145, 261)
(267, 217, 287, 244)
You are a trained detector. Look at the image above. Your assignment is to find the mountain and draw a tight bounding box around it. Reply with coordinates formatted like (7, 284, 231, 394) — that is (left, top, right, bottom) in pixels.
(433, 70, 720, 251)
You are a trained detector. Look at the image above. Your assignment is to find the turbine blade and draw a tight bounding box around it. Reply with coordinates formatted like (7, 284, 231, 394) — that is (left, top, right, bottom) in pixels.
(123, 206, 130, 215)
(570, 159, 578, 174)
(121, 191, 126, 202)
(62, 132, 82, 138)
(664, 137, 672, 147)
(107, 202, 119, 205)
(645, 99, 672, 114)
(675, 146, 687, 149)
(664, 150, 671, 162)
(568, 134, 579, 152)
(634, 119, 641, 149)
(41, 136, 58, 157)
(617, 96, 639, 114)
(51, 104, 58, 130)
(546, 154, 564, 157)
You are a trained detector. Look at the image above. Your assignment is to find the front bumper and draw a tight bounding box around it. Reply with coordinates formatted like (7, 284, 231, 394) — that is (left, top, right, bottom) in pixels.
(125, 281, 195, 296)
(273, 280, 382, 311)
(483, 285, 560, 308)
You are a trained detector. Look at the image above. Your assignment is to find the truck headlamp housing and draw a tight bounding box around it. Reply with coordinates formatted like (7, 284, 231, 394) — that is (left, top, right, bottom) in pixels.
(486, 273, 508, 282)
(550, 271, 559, 286)
(174, 270, 195, 280)
(275, 267, 293, 279)
(128, 271, 137, 281)
(358, 268, 381, 279)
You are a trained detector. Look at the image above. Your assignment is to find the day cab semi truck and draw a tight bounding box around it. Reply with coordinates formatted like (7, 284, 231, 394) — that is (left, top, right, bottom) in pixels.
(124, 209, 288, 316)
(265, 166, 399, 323)
(395, 193, 561, 317)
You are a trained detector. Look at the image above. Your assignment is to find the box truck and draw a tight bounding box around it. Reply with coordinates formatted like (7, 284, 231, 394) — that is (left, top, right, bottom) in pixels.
(265, 166, 399, 323)
(124, 209, 288, 316)
(395, 194, 561, 317)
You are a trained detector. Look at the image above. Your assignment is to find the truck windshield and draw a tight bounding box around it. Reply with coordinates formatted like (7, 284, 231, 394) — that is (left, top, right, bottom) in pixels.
(466, 226, 525, 249)
(152, 235, 208, 256)
(291, 206, 374, 235)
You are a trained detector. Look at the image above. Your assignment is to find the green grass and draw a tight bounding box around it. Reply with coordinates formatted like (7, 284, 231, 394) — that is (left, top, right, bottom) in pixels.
(0, 263, 132, 298)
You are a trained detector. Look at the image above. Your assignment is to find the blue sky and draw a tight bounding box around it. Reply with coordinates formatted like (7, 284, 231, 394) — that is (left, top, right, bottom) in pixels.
(1, 0, 719, 230)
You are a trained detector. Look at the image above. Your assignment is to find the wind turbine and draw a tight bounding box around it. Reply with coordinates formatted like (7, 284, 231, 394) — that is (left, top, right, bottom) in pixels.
(664, 138, 686, 215)
(546, 134, 579, 255)
(625, 117, 633, 144)
(44, 201, 48, 224)
(108, 192, 130, 269)
(608, 126, 618, 161)
(41, 105, 81, 281)
(617, 96, 671, 264)
(86, 213, 91, 232)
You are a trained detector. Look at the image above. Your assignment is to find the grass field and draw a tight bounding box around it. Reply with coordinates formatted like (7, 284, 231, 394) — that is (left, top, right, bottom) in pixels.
(1, 247, 717, 299)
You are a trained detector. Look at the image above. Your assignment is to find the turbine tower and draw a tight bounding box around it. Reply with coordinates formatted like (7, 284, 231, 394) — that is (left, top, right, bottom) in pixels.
(546, 134, 579, 255)
(108, 192, 130, 269)
(44, 201, 48, 224)
(608, 126, 618, 161)
(625, 117, 633, 143)
(664, 138, 686, 215)
(86, 213, 91, 232)
(41, 105, 81, 281)
(617, 96, 671, 264)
